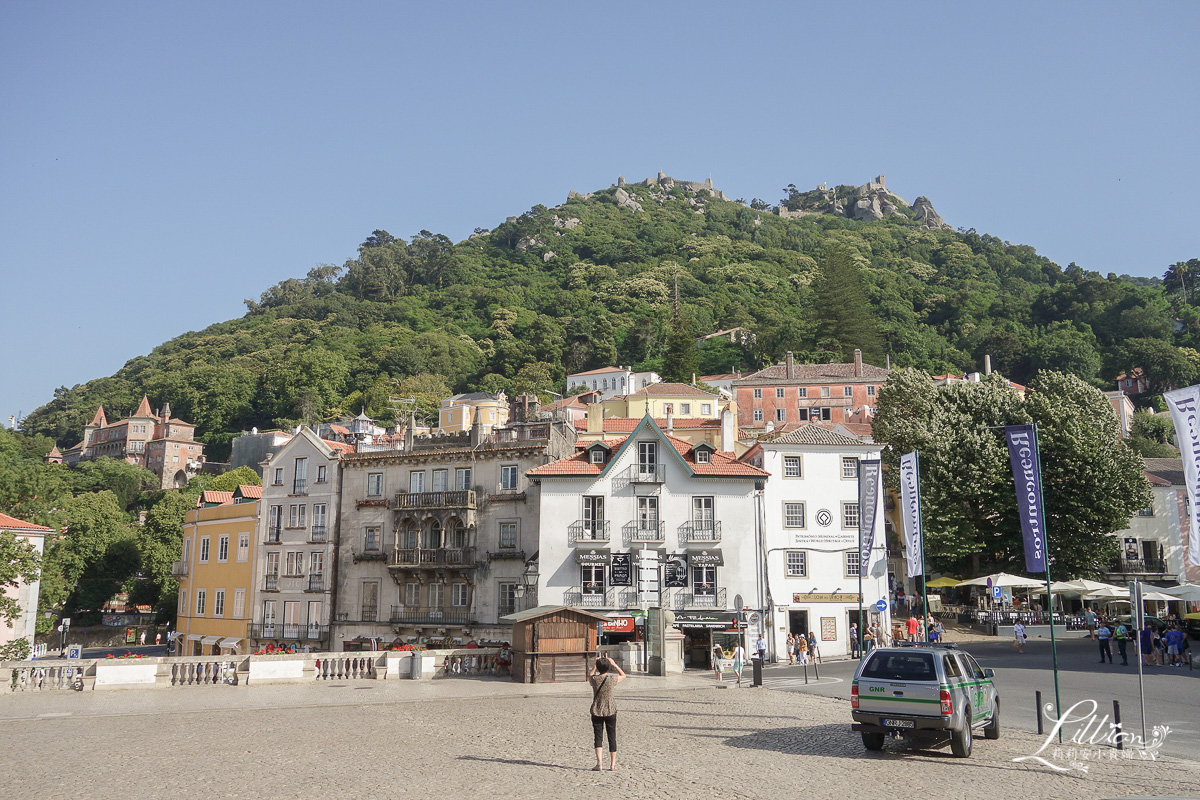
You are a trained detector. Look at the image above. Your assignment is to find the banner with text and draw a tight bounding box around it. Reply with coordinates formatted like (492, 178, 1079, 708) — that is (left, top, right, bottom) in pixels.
(899, 452, 924, 578)
(1004, 424, 1048, 573)
(857, 460, 882, 576)
(1164, 385, 1200, 566)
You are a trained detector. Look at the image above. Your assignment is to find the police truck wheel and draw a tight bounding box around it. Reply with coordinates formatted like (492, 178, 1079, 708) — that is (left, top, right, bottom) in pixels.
(950, 708, 973, 757)
(861, 731, 885, 751)
(983, 700, 1000, 740)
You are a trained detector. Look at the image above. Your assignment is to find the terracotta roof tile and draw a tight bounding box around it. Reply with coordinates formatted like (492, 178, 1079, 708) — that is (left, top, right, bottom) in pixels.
(631, 382, 718, 398)
(198, 490, 234, 506)
(0, 512, 53, 532)
(736, 361, 890, 384)
(568, 366, 628, 377)
(759, 424, 865, 446)
(594, 417, 721, 433)
(322, 439, 356, 454)
(528, 429, 766, 478)
(235, 485, 263, 498)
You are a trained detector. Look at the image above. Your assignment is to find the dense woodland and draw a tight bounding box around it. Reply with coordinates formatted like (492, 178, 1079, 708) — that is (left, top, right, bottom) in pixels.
(20, 180, 1200, 461)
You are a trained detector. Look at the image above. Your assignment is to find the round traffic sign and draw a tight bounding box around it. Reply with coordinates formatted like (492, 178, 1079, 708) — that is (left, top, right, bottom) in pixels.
(875, 599, 887, 612)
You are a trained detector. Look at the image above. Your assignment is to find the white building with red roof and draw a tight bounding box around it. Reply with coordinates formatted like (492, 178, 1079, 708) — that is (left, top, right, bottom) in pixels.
(0, 512, 52, 657)
(527, 416, 768, 666)
(566, 366, 661, 400)
(741, 424, 888, 659)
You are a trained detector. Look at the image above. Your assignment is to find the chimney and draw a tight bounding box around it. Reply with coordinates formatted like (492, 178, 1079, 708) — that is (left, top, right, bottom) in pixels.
(984, 355, 992, 375)
(853, 349, 863, 378)
(720, 406, 736, 452)
(666, 410, 674, 432)
(786, 351, 795, 380)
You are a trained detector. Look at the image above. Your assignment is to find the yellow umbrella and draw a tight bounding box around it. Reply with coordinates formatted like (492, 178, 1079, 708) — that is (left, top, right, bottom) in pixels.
(1184, 612, 1200, 621)
(925, 577, 962, 588)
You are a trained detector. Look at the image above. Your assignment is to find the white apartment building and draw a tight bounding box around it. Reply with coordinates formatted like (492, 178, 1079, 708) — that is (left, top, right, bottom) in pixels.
(742, 425, 888, 658)
(528, 416, 767, 670)
(249, 428, 350, 651)
(567, 366, 661, 401)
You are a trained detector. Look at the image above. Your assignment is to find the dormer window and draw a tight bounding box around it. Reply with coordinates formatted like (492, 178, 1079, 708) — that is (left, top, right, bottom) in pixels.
(590, 449, 606, 465)
(695, 450, 711, 464)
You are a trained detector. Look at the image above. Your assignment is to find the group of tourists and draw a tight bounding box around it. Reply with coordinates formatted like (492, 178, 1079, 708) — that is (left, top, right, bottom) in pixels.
(1091, 616, 1191, 667)
(784, 631, 817, 665)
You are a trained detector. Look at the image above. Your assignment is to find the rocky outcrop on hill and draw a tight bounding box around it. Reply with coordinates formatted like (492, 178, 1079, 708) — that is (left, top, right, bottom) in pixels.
(778, 175, 949, 229)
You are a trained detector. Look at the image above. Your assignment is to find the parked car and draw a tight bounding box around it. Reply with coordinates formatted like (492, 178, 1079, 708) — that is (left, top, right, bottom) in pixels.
(851, 645, 999, 758)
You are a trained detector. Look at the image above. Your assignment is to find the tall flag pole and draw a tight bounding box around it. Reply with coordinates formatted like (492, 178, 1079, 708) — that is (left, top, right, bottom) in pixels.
(898, 452, 929, 639)
(1163, 386, 1200, 567)
(857, 459, 882, 659)
(1004, 423, 1061, 738)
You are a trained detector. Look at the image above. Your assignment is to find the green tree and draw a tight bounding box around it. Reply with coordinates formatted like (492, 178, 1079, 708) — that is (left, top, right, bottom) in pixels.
(68, 457, 157, 511)
(873, 369, 1149, 579)
(205, 466, 262, 493)
(661, 312, 699, 383)
(0, 529, 40, 659)
(137, 491, 192, 603)
(39, 491, 126, 619)
(811, 247, 885, 364)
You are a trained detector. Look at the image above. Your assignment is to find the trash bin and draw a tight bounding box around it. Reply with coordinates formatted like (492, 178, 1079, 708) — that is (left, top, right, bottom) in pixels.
(752, 656, 763, 686)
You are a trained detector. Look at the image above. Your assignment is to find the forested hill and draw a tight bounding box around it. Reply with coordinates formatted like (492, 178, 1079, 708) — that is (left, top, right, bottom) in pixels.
(23, 175, 1199, 458)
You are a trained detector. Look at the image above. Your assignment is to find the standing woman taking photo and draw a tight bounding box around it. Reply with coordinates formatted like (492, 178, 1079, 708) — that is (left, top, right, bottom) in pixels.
(588, 654, 627, 771)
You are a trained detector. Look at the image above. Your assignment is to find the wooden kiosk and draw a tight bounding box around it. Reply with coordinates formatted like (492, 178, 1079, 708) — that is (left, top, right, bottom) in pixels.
(500, 605, 610, 683)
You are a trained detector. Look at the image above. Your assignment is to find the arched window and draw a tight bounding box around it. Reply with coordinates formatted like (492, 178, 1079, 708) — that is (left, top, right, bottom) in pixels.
(423, 521, 442, 550)
(451, 520, 467, 548)
(400, 522, 419, 550)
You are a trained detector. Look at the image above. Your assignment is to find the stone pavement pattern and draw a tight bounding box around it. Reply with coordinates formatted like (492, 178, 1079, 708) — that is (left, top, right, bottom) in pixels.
(2, 677, 1196, 799)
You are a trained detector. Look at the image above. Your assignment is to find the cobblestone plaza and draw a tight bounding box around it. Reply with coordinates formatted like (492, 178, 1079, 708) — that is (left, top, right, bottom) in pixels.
(3, 673, 1196, 799)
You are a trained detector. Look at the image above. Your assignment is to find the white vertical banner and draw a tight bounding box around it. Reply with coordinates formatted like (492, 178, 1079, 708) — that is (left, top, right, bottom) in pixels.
(899, 451, 925, 578)
(1164, 385, 1200, 566)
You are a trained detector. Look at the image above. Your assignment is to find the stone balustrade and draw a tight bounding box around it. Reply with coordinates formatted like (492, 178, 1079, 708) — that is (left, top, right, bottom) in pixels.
(1, 648, 504, 694)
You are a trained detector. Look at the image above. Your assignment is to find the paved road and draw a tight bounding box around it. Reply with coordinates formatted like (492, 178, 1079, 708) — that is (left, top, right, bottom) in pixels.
(2, 671, 1196, 799)
(762, 638, 1200, 760)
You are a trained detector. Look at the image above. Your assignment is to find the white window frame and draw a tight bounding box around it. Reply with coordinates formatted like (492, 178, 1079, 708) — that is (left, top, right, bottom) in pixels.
(843, 385, 854, 397)
(701, 403, 712, 415)
(866, 385, 876, 397)
(237, 532, 250, 562)
(786, 551, 807, 577)
(404, 582, 420, 607)
(842, 457, 859, 479)
(500, 464, 519, 491)
(775, 408, 787, 422)
(233, 589, 246, 619)
(753, 409, 763, 422)
(845, 550, 862, 577)
(454, 468, 472, 491)
(217, 534, 229, 563)
(797, 387, 808, 398)
(776, 387, 785, 399)
(499, 521, 518, 549)
(784, 502, 805, 528)
(213, 589, 225, 618)
(367, 473, 384, 497)
(451, 582, 469, 607)
(196, 589, 207, 616)
(753, 388, 762, 399)
(273, 468, 283, 485)
(842, 502, 860, 529)
(199, 536, 210, 564)
(783, 455, 802, 478)
(410, 471, 426, 493)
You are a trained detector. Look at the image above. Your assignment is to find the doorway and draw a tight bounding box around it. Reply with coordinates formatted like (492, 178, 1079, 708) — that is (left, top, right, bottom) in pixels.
(788, 610, 809, 637)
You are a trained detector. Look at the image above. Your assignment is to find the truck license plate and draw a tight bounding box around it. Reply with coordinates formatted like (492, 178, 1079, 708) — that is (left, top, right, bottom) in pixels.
(882, 719, 915, 729)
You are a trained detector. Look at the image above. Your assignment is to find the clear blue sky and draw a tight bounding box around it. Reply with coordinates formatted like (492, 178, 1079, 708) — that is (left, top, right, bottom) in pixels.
(2, 2, 1197, 427)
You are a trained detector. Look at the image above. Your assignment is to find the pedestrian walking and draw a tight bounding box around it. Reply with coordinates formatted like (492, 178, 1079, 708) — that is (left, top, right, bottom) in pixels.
(797, 634, 809, 666)
(155, 632, 162, 646)
(906, 616, 919, 642)
(587, 654, 626, 771)
(712, 644, 724, 683)
(755, 634, 767, 663)
(732, 642, 747, 685)
(1013, 621, 1027, 653)
(1084, 609, 1098, 640)
(1165, 626, 1185, 667)
(1140, 623, 1154, 667)
(932, 619, 945, 644)
(139, 630, 146, 646)
(1097, 623, 1113, 664)
(849, 623, 859, 658)
(785, 634, 796, 665)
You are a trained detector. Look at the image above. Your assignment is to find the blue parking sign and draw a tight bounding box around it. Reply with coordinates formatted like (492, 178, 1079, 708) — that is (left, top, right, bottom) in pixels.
(992, 586, 1002, 599)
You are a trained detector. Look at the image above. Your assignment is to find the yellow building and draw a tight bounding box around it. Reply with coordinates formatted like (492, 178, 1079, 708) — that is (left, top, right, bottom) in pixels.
(580, 383, 739, 450)
(438, 391, 510, 433)
(175, 498, 260, 655)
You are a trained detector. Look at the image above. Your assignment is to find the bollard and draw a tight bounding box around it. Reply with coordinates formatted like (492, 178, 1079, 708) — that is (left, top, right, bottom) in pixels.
(803, 663, 809, 684)
(813, 660, 820, 680)
(1113, 700, 1122, 750)
(1036, 691, 1043, 735)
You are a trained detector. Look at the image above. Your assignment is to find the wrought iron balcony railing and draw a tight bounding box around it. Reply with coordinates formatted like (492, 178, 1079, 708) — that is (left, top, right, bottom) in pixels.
(623, 520, 666, 544)
(568, 519, 610, 545)
(388, 606, 471, 625)
(678, 520, 722, 545)
(389, 547, 477, 567)
(392, 490, 476, 510)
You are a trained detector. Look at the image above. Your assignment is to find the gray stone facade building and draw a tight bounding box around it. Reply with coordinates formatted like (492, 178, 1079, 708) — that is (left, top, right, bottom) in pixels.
(333, 420, 576, 648)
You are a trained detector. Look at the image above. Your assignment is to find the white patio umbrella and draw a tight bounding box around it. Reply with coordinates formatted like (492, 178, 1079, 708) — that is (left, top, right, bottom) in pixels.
(1030, 581, 1086, 595)
(958, 572, 1045, 588)
(1157, 584, 1200, 602)
(1083, 587, 1177, 603)
(1065, 579, 1123, 593)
